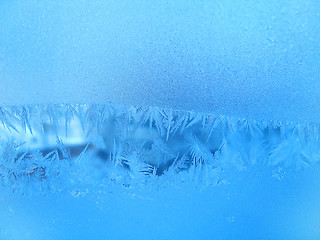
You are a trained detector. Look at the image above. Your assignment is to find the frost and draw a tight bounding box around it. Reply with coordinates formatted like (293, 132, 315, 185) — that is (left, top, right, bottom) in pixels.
(0, 103, 320, 192)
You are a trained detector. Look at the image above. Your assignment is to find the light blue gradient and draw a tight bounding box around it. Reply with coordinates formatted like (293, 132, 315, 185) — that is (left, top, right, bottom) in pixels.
(0, 0, 319, 121)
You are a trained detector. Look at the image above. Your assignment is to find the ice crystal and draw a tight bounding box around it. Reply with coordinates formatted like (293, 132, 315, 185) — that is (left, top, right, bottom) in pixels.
(0, 104, 319, 192)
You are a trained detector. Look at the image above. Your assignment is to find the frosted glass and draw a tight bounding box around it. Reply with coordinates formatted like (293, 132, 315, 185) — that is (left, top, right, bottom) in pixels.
(1, 1, 320, 239)
(0, 0, 319, 121)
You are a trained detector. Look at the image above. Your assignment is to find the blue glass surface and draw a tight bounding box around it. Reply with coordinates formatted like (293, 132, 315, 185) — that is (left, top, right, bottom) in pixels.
(0, 1, 320, 239)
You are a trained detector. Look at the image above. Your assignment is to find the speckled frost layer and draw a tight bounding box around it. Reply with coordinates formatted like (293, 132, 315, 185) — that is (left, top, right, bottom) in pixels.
(0, 0, 319, 122)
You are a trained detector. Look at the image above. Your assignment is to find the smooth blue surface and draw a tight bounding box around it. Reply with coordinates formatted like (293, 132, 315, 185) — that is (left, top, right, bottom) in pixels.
(0, 0, 319, 121)
(1, 165, 320, 240)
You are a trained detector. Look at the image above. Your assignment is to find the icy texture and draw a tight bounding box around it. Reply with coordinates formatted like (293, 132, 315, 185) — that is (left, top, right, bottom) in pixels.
(0, 104, 320, 240)
(1, 104, 320, 239)
(1, 104, 320, 192)
(1, 1, 320, 238)
(0, 0, 320, 121)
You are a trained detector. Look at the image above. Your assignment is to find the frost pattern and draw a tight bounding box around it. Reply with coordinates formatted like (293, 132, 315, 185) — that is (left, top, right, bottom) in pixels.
(0, 104, 320, 191)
